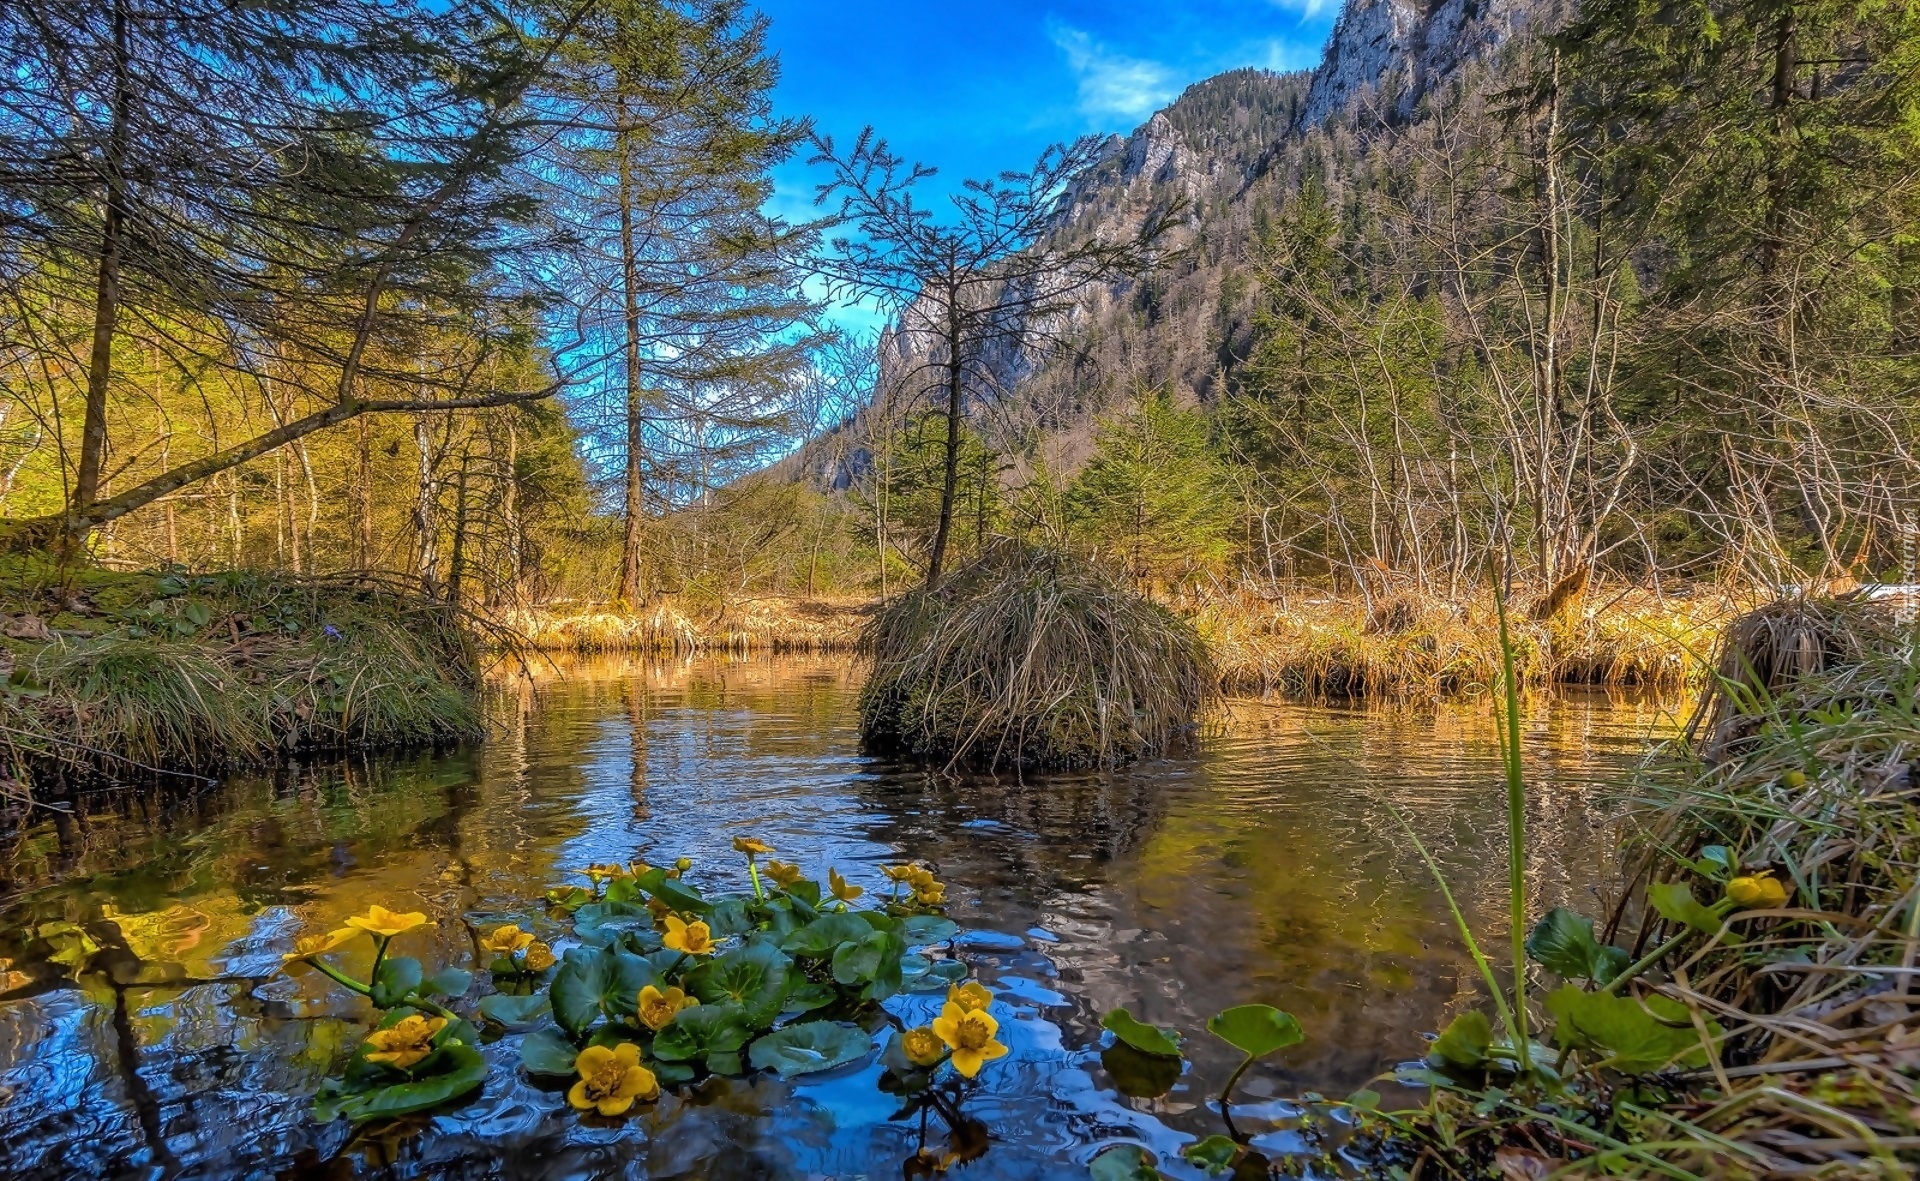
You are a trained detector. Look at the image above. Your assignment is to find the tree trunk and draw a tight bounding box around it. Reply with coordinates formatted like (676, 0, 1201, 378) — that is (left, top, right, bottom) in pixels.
(356, 412, 374, 570)
(414, 415, 441, 597)
(925, 298, 965, 581)
(617, 94, 647, 607)
(70, 0, 134, 548)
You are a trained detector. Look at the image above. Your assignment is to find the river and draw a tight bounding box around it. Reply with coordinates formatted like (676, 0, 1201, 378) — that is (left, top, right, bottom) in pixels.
(0, 655, 1685, 1179)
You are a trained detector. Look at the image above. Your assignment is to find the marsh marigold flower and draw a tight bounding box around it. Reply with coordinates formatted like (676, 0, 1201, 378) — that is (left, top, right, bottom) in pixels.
(906, 866, 937, 892)
(280, 927, 357, 969)
(637, 984, 699, 1031)
(946, 982, 992, 1013)
(882, 864, 917, 884)
(662, 914, 716, 955)
(344, 905, 429, 939)
(765, 860, 803, 889)
(1727, 874, 1790, 909)
(481, 924, 535, 955)
(522, 942, 556, 973)
(828, 867, 864, 903)
(902, 1025, 946, 1068)
(931, 1002, 1008, 1078)
(363, 1014, 447, 1070)
(732, 836, 774, 856)
(914, 882, 946, 906)
(568, 1043, 658, 1116)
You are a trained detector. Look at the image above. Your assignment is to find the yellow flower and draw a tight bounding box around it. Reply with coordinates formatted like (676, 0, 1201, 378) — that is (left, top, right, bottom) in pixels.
(567, 1043, 658, 1116)
(914, 883, 946, 906)
(280, 927, 357, 969)
(481, 924, 535, 955)
(1727, 873, 1790, 909)
(581, 863, 629, 886)
(363, 1014, 447, 1070)
(882, 864, 917, 884)
(343, 905, 430, 939)
(670, 857, 692, 878)
(946, 981, 992, 1013)
(906, 866, 937, 892)
(828, 867, 864, 903)
(662, 914, 715, 956)
(638, 984, 700, 1031)
(931, 1002, 1008, 1078)
(902, 1025, 946, 1067)
(627, 861, 652, 878)
(732, 836, 774, 856)
(522, 942, 556, 972)
(765, 860, 803, 889)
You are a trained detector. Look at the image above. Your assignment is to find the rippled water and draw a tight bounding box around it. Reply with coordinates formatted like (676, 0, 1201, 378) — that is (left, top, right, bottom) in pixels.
(0, 656, 1685, 1180)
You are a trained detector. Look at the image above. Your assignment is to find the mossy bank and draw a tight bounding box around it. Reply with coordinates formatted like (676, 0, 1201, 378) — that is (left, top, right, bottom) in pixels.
(0, 560, 480, 806)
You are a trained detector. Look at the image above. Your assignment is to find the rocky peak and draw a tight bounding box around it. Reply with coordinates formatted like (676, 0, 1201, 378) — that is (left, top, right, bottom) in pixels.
(1298, 0, 1542, 128)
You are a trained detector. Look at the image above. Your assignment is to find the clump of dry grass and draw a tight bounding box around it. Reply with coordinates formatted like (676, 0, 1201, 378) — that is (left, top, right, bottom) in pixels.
(857, 543, 1213, 770)
(499, 597, 866, 654)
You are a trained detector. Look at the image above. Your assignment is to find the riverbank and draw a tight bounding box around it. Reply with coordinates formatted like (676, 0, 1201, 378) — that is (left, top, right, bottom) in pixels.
(1332, 595, 1920, 1177)
(0, 560, 480, 810)
(497, 596, 869, 654)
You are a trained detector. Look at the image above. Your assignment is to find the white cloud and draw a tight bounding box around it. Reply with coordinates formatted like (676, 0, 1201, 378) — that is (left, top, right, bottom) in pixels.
(1268, 0, 1334, 19)
(1048, 22, 1178, 125)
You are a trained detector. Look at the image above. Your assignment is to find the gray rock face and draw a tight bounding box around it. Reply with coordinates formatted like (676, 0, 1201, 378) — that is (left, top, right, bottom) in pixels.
(1299, 0, 1542, 127)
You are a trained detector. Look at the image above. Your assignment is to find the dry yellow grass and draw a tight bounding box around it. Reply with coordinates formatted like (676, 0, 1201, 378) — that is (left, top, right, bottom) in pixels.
(496, 596, 868, 654)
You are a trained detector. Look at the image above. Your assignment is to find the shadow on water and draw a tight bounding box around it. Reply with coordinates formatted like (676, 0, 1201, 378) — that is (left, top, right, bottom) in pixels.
(0, 655, 1686, 1179)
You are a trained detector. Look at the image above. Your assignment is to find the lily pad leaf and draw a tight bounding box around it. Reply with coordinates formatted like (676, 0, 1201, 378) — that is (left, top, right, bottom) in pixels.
(549, 948, 609, 1036)
(1545, 985, 1718, 1073)
(1430, 1010, 1493, 1071)
(1526, 908, 1630, 985)
(518, 1026, 580, 1077)
(1182, 1135, 1240, 1175)
(781, 912, 872, 957)
(314, 1043, 487, 1124)
(422, 967, 473, 999)
(1101, 1042, 1181, 1098)
(478, 992, 551, 1030)
(1088, 1144, 1166, 1181)
(369, 956, 424, 1009)
(1100, 1007, 1183, 1058)
(1206, 1004, 1304, 1059)
(687, 941, 791, 1027)
(899, 915, 959, 946)
(1647, 882, 1723, 937)
(747, 1020, 873, 1078)
(652, 1002, 753, 1063)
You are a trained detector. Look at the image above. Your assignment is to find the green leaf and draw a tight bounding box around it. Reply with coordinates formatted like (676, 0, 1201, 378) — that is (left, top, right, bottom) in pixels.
(831, 929, 893, 985)
(781, 911, 872, 956)
(314, 1043, 487, 1124)
(1430, 1010, 1493, 1071)
(782, 979, 838, 1015)
(652, 1002, 753, 1063)
(517, 1026, 580, 1077)
(899, 915, 959, 946)
(1100, 1007, 1183, 1058)
(747, 1021, 873, 1078)
(1545, 986, 1718, 1073)
(549, 948, 609, 1036)
(1100, 1042, 1182, 1098)
(687, 941, 791, 1027)
(707, 897, 759, 937)
(1347, 1089, 1381, 1111)
(1182, 1135, 1240, 1175)
(422, 967, 473, 999)
(1088, 1144, 1165, 1181)
(1206, 1004, 1304, 1059)
(573, 900, 652, 947)
(1647, 882, 1724, 936)
(1526, 908, 1630, 984)
(1694, 845, 1735, 879)
(369, 956, 424, 1009)
(705, 1049, 744, 1075)
(478, 993, 550, 1030)
(636, 868, 710, 914)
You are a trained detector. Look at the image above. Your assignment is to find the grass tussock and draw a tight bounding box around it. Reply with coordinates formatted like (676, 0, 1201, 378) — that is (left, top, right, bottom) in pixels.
(857, 543, 1212, 771)
(498, 596, 866, 654)
(0, 560, 479, 800)
(1192, 585, 1736, 698)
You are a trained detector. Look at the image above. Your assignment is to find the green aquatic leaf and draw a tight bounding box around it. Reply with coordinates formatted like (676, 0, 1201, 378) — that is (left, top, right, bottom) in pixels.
(687, 941, 791, 1026)
(1647, 882, 1723, 936)
(1182, 1135, 1240, 1175)
(707, 896, 759, 937)
(1430, 1010, 1494, 1071)
(899, 915, 959, 946)
(369, 956, 423, 1009)
(652, 1002, 753, 1064)
(1526, 908, 1630, 984)
(635, 867, 710, 915)
(1088, 1144, 1165, 1181)
(517, 1026, 580, 1076)
(781, 911, 872, 956)
(1694, 845, 1735, 880)
(831, 928, 897, 988)
(314, 1043, 487, 1124)
(747, 1020, 873, 1078)
(1545, 986, 1718, 1072)
(478, 993, 551, 1030)
(572, 900, 652, 947)
(549, 948, 608, 1035)
(1206, 1004, 1303, 1059)
(1101, 1042, 1182, 1098)
(1100, 1007, 1183, 1058)
(422, 967, 472, 999)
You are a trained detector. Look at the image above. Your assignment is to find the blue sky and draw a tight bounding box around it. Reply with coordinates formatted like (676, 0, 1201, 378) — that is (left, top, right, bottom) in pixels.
(758, 0, 1340, 216)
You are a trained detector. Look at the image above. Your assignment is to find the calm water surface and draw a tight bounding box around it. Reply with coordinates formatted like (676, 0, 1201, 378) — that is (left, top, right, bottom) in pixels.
(0, 656, 1684, 1180)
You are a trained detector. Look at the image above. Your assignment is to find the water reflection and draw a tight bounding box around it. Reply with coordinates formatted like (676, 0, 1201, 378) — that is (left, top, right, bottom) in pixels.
(0, 655, 1684, 1179)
